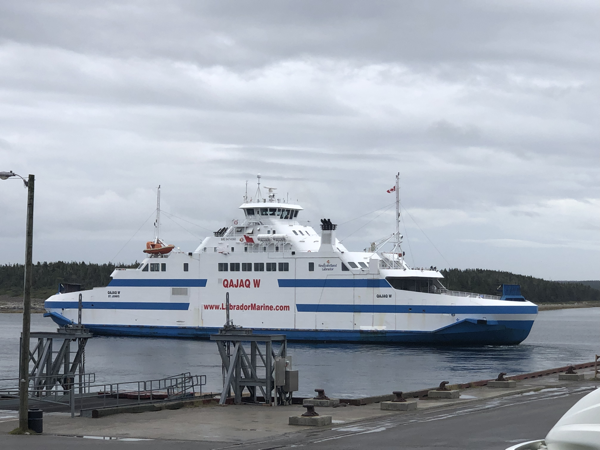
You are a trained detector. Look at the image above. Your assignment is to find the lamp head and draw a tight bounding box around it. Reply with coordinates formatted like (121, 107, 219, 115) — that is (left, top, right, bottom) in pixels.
(0, 171, 28, 187)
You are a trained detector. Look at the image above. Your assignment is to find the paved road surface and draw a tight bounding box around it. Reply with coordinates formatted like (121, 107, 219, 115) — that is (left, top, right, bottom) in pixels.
(0, 385, 594, 450)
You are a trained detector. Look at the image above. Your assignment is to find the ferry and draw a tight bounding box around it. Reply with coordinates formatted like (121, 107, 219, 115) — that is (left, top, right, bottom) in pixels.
(44, 175, 538, 345)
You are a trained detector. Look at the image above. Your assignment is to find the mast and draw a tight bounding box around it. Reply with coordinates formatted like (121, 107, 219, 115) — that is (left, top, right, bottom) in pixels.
(254, 174, 262, 201)
(155, 185, 161, 243)
(391, 173, 403, 260)
(395, 172, 400, 249)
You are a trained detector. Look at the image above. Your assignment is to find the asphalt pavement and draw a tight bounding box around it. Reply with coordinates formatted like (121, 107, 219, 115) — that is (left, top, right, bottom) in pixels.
(0, 372, 597, 450)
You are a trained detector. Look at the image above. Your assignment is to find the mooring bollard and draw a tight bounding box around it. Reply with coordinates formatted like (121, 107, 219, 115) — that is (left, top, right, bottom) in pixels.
(303, 388, 339, 407)
(436, 381, 450, 391)
(488, 372, 517, 388)
(314, 388, 330, 400)
(289, 404, 332, 426)
(428, 381, 460, 399)
(559, 365, 585, 381)
(302, 405, 319, 417)
(381, 391, 417, 411)
(392, 391, 407, 402)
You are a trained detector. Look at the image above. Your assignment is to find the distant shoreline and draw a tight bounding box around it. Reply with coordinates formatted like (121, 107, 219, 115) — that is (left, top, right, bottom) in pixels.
(0, 295, 597, 314)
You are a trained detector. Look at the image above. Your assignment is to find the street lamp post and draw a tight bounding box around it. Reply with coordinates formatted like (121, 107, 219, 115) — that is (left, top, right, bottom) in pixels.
(0, 171, 35, 432)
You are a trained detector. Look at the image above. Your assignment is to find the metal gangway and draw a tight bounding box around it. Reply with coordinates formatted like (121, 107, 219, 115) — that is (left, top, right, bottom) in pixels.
(0, 372, 206, 417)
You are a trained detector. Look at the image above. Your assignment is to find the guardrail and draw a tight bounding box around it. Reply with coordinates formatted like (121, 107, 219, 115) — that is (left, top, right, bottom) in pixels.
(0, 372, 206, 418)
(439, 289, 501, 300)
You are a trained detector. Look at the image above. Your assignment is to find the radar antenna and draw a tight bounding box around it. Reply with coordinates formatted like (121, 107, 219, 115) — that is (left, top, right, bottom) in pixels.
(264, 186, 277, 202)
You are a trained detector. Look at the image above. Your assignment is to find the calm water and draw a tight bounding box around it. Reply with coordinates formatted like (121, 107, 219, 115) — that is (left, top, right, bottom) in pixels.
(0, 308, 598, 398)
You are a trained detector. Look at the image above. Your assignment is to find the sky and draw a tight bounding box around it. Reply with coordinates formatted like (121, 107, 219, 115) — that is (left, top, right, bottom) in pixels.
(0, 0, 598, 281)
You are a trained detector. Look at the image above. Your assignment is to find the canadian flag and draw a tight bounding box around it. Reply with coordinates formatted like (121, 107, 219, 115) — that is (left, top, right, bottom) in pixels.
(387, 186, 396, 193)
(243, 235, 255, 243)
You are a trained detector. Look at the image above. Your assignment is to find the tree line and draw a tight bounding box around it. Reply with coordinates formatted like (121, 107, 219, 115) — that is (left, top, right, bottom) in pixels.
(440, 268, 600, 304)
(0, 262, 598, 304)
(0, 261, 137, 299)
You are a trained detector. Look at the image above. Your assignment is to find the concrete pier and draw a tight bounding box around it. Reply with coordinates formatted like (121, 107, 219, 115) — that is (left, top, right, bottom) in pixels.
(488, 380, 517, 388)
(428, 389, 460, 399)
(558, 373, 585, 381)
(0, 367, 597, 450)
(380, 400, 417, 411)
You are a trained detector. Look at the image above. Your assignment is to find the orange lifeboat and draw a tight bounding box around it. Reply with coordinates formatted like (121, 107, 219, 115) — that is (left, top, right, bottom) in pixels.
(143, 240, 175, 255)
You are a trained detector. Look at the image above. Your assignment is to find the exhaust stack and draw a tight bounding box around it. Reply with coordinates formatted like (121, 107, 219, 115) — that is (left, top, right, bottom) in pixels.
(319, 219, 337, 252)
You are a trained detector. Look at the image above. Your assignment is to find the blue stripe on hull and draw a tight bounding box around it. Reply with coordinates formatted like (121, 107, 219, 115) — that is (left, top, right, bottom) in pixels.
(45, 301, 190, 310)
(44, 301, 537, 315)
(45, 313, 534, 345)
(296, 304, 538, 315)
(278, 279, 391, 288)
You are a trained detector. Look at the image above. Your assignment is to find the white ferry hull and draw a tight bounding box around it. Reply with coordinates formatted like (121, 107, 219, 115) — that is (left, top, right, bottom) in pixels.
(44, 179, 537, 345)
(44, 259, 536, 345)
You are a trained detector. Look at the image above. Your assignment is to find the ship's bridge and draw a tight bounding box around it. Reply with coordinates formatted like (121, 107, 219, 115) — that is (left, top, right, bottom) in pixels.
(240, 203, 303, 221)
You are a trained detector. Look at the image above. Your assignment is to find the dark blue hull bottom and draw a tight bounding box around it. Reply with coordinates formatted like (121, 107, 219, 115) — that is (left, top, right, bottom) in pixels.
(45, 312, 534, 345)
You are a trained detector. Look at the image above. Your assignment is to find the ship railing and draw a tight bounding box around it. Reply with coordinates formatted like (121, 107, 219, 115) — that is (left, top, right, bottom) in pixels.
(438, 289, 501, 300)
(378, 255, 405, 270)
(0, 372, 206, 418)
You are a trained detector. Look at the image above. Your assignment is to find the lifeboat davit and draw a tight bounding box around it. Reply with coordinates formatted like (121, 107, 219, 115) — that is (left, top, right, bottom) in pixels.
(143, 240, 175, 255)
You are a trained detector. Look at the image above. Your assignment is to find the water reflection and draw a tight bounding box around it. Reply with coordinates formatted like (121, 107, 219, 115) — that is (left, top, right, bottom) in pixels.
(0, 308, 597, 398)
